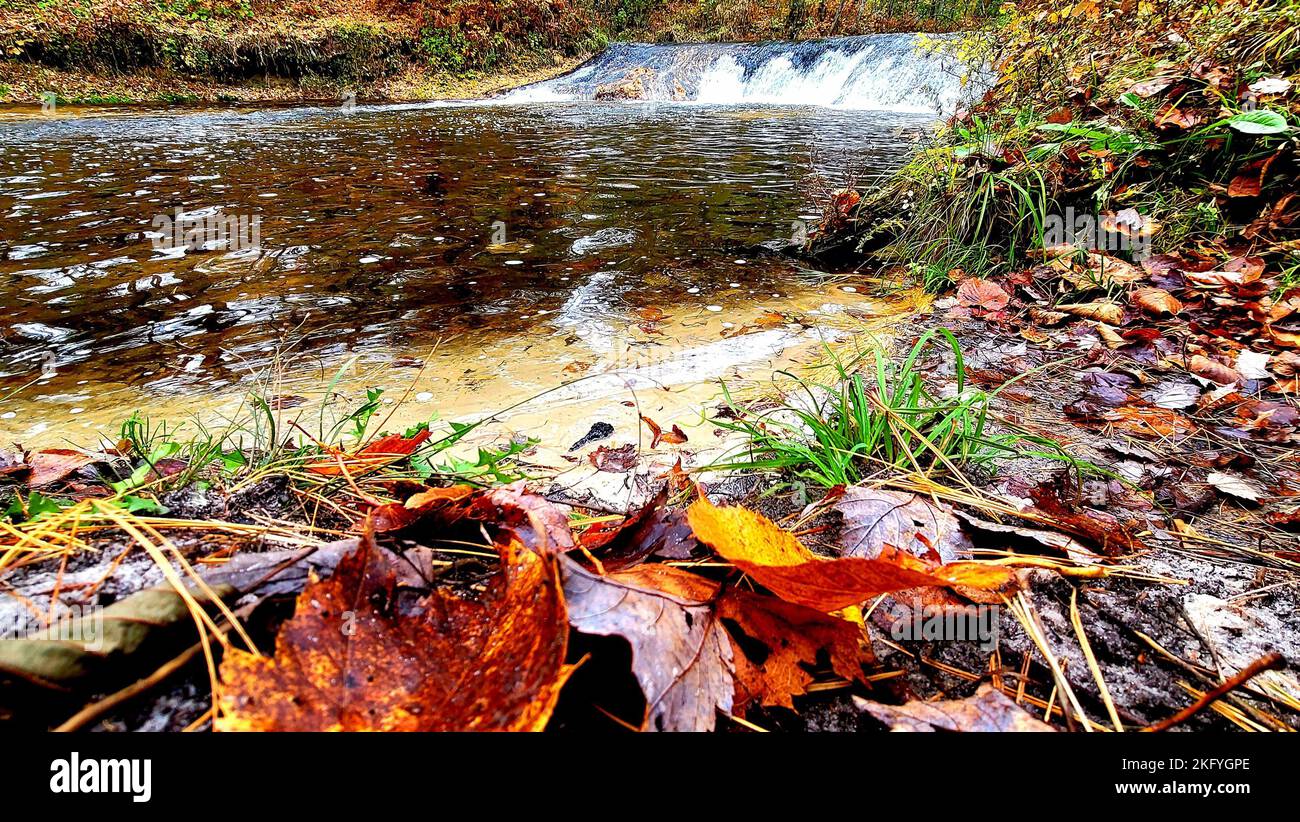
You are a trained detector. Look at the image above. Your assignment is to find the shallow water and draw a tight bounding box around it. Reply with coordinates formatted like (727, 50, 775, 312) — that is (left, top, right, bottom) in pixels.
(0, 100, 927, 449)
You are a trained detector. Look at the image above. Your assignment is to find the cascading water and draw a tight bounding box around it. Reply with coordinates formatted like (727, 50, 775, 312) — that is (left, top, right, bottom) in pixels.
(499, 34, 979, 113)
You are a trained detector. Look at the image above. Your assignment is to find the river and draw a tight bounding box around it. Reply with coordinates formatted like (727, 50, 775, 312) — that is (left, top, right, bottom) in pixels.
(0, 35, 962, 463)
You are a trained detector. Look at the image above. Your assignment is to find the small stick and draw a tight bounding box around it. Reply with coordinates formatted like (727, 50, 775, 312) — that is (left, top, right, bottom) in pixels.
(1142, 652, 1285, 733)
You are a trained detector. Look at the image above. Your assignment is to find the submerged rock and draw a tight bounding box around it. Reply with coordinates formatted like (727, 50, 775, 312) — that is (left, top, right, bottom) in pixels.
(594, 67, 657, 101)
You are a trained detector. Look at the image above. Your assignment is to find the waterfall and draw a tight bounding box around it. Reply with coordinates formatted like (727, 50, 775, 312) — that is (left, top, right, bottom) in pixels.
(499, 34, 979, 113)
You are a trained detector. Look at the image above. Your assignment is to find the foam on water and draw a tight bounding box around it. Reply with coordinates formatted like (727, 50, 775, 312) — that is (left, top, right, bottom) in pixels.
(500, 34, 978, 113)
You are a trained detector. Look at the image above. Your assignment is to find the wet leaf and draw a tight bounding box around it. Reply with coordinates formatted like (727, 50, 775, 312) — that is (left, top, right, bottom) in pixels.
(686, 496, 1013, 612)
(719, 589, 866, 711)
(304, 429, 432, 476)
(26, 449, 97, 487)
(466, 481, 577, 556)
(834, 487, 972, 563)
(588, 443, 638, 472)
(856, 684, 1054, 732)
(560, 559, 733, 731)
(218, 537, 570, 731)
(580, 485, 696, 567)
(368, 484, 475, 533)
(640, 414, 687, 448)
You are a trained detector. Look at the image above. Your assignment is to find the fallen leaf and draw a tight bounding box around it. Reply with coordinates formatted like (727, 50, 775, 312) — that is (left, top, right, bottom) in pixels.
(467, 481, 577, 556)
(579, 484, 697, 566)
(1049, 251, 1142, 289)
(1144, 381, 1201, 409)
(25, 449, 97, 487)
(304, 429, 431, 476)
(218, 537, 570, 731)
(956, 278, 1010, 312)
(1057, 301, 1124, 324)
(1126, 77, 1173, 98)
(834, 487, 972, 563)
(1108, 405, 1197, 438)
(719, 589, 866, 711)
(588, 443, 638, 472)
(368, 484, 475, 533)
(1130, 287, 1182, 316)
(855, 684, 1055, 732)
(641, 414, 687, 448)
(687, 496, 1013, 612)
(1189, 354, 1241, 386)
(560, 558, 733, 731)
(953, 510, 1100, 564)
(1236, 350, 1272, 380)
(1206, 471, 1263, 502)
(1249, 77, 1292, 95)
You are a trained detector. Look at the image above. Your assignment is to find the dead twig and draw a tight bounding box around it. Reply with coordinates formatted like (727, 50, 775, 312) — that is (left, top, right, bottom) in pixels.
(1142, 652, 1286, 733)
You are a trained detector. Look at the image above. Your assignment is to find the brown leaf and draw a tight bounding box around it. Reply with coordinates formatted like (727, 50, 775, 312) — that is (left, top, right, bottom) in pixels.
(1130, 287, 1182, 316)
(1125, 77, 1173, 98)
(218, 537, 570, 731)
(855, 684, 1055, 732)
(719, 589, 866, 712)
(560, 558, 733, 731)
(1188, 354, 1242, 386)
(956, 278, 1010, 312)
(25, 449, 97, 487)
(687, 496, 1013, 612)
(1048, 250, 1142, 289)
(834, 487, 972, 563)
(368, 484, 475, 533)
(640, 414, 687, 448)
(1107, 405, 1197, 438)
(1057, 301, 1124, 324)
(1045, 107, 1073, 124)
(1228, 155, 1275, 198)
(1154, 103, 1204, 131)
(588, 443, 638, 472)
(466, 481, 577, 556)
(579, 485, 696, 567)
(304, 429, 431, 476)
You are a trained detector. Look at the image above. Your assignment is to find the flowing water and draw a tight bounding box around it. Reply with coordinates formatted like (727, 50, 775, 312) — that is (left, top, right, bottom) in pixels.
(0, 35, 965, 459)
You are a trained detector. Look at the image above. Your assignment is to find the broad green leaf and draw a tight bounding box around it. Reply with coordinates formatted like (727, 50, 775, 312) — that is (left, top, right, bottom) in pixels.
(1225, 109, 1289, 135)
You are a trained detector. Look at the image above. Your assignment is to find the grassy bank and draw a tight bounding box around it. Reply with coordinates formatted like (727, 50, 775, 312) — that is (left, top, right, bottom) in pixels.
(818, 0, 1299, 287)
(0, 0, 608, 103)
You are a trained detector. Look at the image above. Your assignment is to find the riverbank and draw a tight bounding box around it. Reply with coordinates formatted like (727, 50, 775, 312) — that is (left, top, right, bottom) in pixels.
(0, 0, 994, 105)
(0, 0, 607, 105)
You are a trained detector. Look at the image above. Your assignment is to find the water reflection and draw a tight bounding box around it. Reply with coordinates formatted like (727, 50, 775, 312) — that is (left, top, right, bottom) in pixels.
(0, 101, 926, 432)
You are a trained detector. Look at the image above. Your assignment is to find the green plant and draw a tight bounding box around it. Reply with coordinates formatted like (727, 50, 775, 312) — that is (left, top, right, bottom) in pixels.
(709, 329, 1075, 488)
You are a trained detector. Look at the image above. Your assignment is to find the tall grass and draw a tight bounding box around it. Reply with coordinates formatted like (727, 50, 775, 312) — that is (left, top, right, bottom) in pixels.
(709, 329, 1078, 487)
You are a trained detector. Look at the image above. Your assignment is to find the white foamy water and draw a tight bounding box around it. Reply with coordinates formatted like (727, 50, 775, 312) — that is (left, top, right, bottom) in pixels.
(500, 34, 980, 113)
